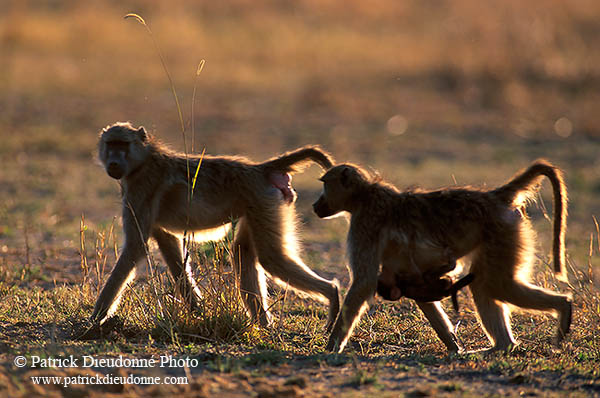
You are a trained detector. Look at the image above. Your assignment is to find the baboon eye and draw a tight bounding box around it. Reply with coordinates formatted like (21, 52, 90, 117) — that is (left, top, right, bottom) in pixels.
(108, 141, 130, 150)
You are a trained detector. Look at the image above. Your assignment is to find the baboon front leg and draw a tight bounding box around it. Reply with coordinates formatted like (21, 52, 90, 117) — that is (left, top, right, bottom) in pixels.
(416, 301, 463, 353)
(91, 244, 144, 324)
(326, 235, 380, 353)
(91, 203, 151, 324)
(326, 275, 376, 352)
(232, 219, 271, 327)
(153, 228, 202, 312)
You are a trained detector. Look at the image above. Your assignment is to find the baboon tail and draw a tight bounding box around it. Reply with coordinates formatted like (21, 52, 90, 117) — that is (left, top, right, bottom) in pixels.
(494, 159, 568, 281)
(262, 145, 334, 173)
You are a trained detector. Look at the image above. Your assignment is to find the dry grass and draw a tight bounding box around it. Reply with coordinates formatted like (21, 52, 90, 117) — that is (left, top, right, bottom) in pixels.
(1, 0, 600, 396)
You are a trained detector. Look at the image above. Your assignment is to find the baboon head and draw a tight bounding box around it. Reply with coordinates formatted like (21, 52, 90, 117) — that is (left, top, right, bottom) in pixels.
(98, 122, 149, 180)
(313, 164, 371, 218)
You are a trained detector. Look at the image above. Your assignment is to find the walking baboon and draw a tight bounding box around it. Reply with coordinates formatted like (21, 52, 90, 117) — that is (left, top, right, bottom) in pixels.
(92, 122, 340, 329)
(313, 161, 571, 353)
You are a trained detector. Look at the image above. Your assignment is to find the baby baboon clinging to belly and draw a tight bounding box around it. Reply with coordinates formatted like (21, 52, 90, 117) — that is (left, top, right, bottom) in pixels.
(376, 258, 475, 312)
(313, 160, 571, 354)
(92, 122, 341, 330)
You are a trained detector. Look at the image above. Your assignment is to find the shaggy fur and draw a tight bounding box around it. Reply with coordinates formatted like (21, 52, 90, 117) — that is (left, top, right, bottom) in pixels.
(92, 122, 340, 329)
(314, 161, 571, 353)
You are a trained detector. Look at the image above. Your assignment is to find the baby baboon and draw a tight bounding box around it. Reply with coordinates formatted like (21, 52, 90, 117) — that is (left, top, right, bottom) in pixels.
(376, 246, 462, 303)
(314, 161, 571, 353)
(92, 122, 340, 329)
(377, 262, 475, 312)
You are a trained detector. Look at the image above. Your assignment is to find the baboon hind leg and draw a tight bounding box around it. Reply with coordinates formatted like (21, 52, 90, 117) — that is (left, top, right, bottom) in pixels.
(467, 223, 526, 351)
(153, 228, 202, 311)
(471, 223, 572, 350)
(416, 301, 463, 353)
(232, 218, 271, 327)
(469, 280, 517, 351)
(495, 280, 572, 345)
(245, 203, 340, 330)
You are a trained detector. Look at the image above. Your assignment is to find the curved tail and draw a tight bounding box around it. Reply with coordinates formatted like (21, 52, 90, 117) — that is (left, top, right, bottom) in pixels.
(493, 159, 568, 281)
(261, 145, 334, 173)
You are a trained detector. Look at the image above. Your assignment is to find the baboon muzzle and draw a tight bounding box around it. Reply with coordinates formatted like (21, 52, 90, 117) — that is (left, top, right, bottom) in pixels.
(312, 197, 333, 218)
(107, 163, 124, 180)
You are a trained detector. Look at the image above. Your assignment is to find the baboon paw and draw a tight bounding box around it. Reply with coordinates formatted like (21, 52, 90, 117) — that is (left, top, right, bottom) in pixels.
(556, 300, 572, 345)
(490, 342, 519, 353)
(258, 312, 273, 328)
(446, 334, 463, 354)
(325, 340, 338, 353)
(447, 347, 466, 356)
(77, 317, 123, 340)
(89, 312, 106, 325)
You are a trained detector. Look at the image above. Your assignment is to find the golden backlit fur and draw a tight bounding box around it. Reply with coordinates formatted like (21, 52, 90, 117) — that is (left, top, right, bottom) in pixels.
(92, 122, 341, 329)
(314, 161, 572, 353)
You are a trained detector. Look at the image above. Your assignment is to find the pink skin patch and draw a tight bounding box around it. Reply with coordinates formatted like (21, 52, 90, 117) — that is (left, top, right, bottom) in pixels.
(269, 172, 297, 204)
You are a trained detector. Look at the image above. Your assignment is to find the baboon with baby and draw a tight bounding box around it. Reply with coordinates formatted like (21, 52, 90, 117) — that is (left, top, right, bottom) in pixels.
(313, 161, 571, 353)
(92, 122, 340, 329)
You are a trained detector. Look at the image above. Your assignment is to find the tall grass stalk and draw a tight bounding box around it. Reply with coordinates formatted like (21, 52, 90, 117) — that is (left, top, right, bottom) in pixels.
(191, 59, 205, 154)
(117, 13, 253, 345)
(125, 13, 208, 272)
(124, 13, 185, 136)
(124, 13, 193, 205)
(79, 214, 89, 286)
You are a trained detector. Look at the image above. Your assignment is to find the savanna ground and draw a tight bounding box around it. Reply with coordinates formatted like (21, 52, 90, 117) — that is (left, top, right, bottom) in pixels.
(1, 1, 600, 396)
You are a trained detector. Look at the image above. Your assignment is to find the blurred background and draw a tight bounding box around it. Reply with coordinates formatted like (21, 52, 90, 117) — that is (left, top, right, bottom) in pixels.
(1, 0, 599, 283)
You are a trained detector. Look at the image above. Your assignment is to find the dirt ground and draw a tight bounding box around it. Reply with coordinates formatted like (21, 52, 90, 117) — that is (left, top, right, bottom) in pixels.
(1, 1, 600, 397)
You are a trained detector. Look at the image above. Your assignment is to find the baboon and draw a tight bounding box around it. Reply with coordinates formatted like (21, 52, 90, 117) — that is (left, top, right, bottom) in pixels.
(376, 245, 458, 302)
(92, 122, 340, 330)
(313, 161, 572, 353)
(377, 260, 475, 312)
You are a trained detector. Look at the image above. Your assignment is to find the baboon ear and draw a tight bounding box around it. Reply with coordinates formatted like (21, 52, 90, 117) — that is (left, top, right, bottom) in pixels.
(340, 167, 351, 188)
(137, 126, 148, 142)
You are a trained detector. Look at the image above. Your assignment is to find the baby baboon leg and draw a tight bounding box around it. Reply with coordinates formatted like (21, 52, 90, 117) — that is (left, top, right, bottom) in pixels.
(416, 301, 462, 353)
(470, 282, 516, 350)
(326, 277, 375, 352)
(450, 273, 475, 312)
(246, 206, 340, 329)
(423, 262, 456, 281)
(152, 228, 202, 311)
(497, 281, 572, 345)
(232, 219, 271, 327)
